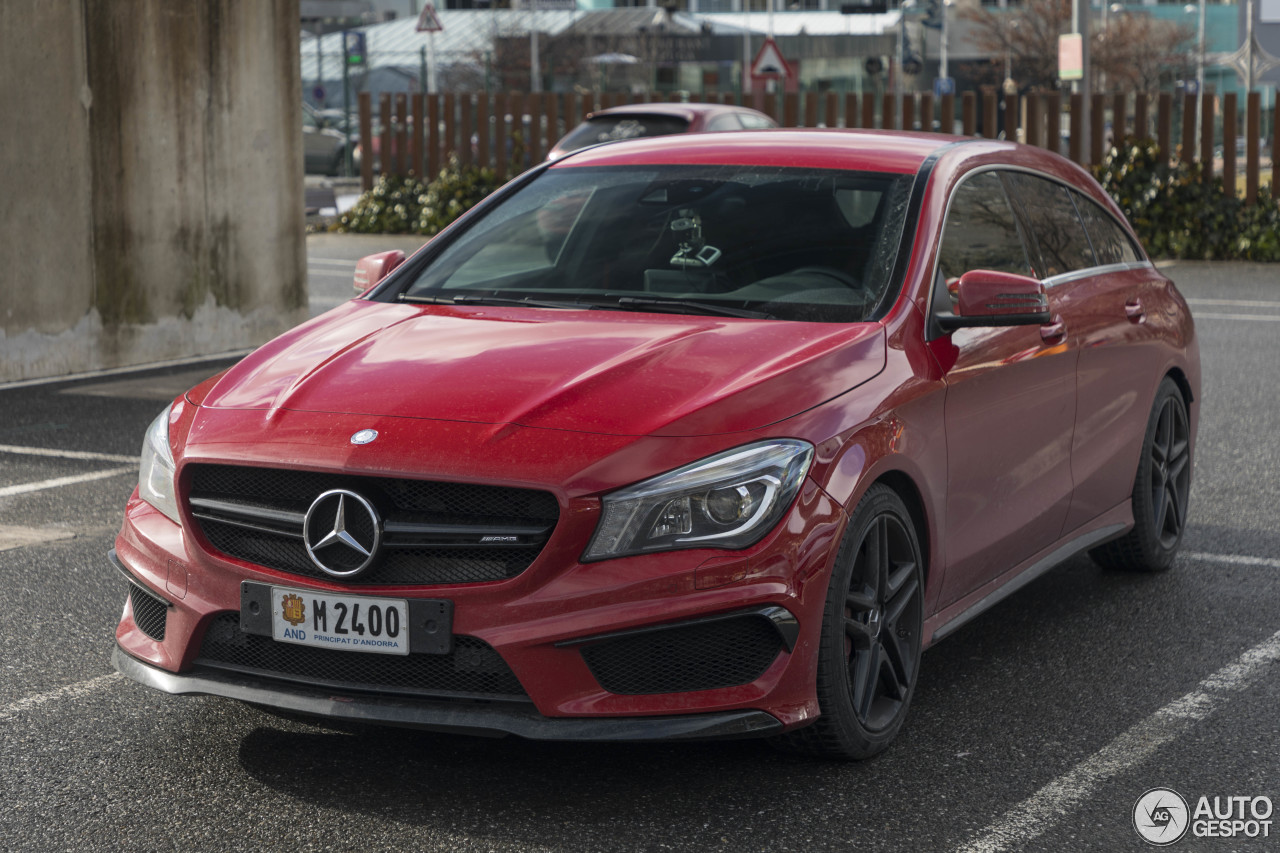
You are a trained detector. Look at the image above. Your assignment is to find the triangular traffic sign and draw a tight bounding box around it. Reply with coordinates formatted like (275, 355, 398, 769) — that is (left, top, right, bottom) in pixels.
(416, 3, 444, 32)
(750, 38, 792, 79)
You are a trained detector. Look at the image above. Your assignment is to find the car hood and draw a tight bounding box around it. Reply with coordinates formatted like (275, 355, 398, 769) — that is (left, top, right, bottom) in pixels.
(196, 300, 885, 437)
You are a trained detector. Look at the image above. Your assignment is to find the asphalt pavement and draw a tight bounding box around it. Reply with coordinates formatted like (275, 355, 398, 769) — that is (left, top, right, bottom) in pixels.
(0, 251, 1276, 852)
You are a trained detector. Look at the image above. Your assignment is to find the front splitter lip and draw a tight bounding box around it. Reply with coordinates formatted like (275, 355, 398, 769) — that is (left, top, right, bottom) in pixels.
(112, 646, 784, 742)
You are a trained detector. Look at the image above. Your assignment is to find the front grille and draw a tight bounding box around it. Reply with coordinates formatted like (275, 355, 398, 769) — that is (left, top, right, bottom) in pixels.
(580, 612, 785, 695)
(128, 583, 168, 642)
(195, 613, 529, 702)
(186, 464, 559, 585)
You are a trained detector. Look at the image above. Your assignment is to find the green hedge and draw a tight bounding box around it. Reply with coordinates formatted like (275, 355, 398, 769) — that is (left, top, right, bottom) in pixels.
(332, 155, 504, 236)
(1094, 138, 1280, 261)
(336, 138, 1279, 262)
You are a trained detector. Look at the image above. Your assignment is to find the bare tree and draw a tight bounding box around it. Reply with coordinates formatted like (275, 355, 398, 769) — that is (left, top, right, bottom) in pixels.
(1097, 11, 1194, 92)
(961, 0, 1192, 92)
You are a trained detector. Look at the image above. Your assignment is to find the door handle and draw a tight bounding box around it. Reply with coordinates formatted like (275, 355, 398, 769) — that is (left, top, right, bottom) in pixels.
(1040, 316, 1066, 343)
(1125, 298, 1146, 322)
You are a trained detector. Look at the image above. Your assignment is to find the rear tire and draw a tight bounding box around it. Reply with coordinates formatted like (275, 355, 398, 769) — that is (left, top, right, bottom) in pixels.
(1090, 376, 1191, 572)
(774, 484, 923, 760)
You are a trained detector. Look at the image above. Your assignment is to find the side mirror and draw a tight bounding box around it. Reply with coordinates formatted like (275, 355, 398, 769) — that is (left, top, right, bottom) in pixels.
(936, 270, 1050, 331)
(353, 250, 406, 294)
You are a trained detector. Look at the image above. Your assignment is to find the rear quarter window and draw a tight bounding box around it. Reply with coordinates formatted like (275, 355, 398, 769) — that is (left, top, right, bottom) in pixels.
(1073, 193, 1142, 266)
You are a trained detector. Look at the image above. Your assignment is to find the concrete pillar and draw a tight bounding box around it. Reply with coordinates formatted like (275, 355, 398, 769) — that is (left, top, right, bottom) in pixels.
(0, 0, 306, 383)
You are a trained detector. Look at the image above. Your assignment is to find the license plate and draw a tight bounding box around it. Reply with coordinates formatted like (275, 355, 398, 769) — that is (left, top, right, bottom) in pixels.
(270, 587, 410, 656)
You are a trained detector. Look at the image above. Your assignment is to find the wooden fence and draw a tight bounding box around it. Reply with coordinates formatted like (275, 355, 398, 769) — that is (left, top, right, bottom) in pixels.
(356, 89, 1279, 204)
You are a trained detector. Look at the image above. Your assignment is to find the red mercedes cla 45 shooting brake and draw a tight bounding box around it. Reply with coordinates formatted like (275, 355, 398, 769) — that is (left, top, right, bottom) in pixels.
(112, 130, 1198, 759)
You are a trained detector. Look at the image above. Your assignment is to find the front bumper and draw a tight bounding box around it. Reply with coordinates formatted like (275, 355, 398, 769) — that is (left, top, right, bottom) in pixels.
(112, 645, 783, 741)
(112, 466, 844, 735)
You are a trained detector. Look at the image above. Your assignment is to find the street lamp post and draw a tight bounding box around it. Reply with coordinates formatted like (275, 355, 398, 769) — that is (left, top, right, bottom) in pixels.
(1246, 0, 1256, 92)
(1100, 0, 1108, 92)
(1072, 0, 1092, 160)
(1000, 0, 1011, 92)
(899, 0, 909, 96)
(529, 1, 541, 94)
(1197, 0, 1206, 97)
(940, 0, 950, 82)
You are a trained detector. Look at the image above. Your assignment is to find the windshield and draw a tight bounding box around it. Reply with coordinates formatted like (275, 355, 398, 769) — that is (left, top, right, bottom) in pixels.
(399, 164, 914, 323)
(555, 115, 691, 153)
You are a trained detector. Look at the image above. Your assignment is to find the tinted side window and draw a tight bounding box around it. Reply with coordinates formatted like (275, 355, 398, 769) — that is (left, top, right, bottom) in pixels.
(705, 114, 745, 132)
(1002, 173, 1094, 277)
(555, 115, 690, 153)
(737, 113, 776, 129)
(937, 172, 1032, 284)
(1074, 193, 1141, 266)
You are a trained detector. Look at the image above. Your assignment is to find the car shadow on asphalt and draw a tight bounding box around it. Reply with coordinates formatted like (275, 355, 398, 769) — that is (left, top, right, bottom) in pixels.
(218, 545, 1269, 849)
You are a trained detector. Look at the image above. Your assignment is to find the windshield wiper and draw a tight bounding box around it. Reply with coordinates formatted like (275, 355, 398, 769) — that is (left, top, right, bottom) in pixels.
(400, 292, 771, 319)
(400, 293, 603, 310)
(614, 296, 772, 320)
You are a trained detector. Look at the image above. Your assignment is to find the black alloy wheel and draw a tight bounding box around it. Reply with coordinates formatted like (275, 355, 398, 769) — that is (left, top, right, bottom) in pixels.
(776, 483, 924, 760)
(1091, 376, 1192, 572)
(843, 507, 922, 733)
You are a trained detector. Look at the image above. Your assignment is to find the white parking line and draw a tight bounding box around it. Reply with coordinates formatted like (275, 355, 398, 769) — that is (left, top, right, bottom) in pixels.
(308, 257, 359, 267)
(954, 627, 1280, 853)
(0, 351, 251, 392)
(0, 673, 122, 723)
(1185, 298, 1280, 309)
(1191, 312, 1280, 322)
(1185, 551, 1280, 570)
(310, 297, 353, 311)
(0, 444, 139, 464)
(0, 467, 136, 498)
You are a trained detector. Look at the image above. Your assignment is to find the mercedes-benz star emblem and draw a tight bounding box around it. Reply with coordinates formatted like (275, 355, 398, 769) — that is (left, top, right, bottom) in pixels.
(350, 429, 378, 445)
(303, 489, 383, 578)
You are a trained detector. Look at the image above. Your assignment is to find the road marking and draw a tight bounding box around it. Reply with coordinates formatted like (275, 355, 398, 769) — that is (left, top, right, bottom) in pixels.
(307, 270, 361, 280)
(953, 627, 1280, 853)
(0, 673, 122, 723)
(308, 257, 359, 267)
(0, 351, 248, 392)
(0, 525, 76, 552)
(1185, 297, 1280, 309)
(1185, 551, 1280, 570)
(0, 444, 139, 464)
(1191, 312, 1280, 322)
(0, 467, 135, 498)
(309, 296, 353, 311)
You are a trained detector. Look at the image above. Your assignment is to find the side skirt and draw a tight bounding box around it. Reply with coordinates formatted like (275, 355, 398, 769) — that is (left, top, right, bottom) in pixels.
(924, 503, 1132, 646)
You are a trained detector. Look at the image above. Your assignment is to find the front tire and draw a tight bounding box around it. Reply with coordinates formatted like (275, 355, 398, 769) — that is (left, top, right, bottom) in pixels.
(1091, 376, 1192, 572)
(777, 484, 924, 760)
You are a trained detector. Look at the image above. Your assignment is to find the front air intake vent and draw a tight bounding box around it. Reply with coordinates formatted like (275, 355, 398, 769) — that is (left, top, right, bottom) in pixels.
(194, 614, 529, 702)
(579, 611, 787, 695)
(128, 583, 168, 642)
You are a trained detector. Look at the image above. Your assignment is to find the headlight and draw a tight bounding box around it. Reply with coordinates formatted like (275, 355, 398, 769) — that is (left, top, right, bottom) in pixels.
(583, 439, 814, 562)
(138, 404, 180, 524)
